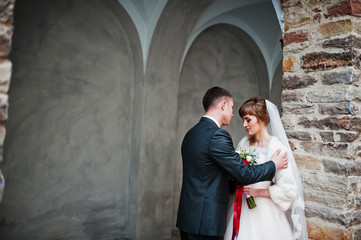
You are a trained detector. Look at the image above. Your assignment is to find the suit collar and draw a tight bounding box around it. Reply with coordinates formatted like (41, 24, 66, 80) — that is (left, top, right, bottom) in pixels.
(201, 116, 220, 128)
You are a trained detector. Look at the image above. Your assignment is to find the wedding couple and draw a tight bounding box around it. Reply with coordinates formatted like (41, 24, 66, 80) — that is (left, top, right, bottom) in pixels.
(176, 87, 308, 240)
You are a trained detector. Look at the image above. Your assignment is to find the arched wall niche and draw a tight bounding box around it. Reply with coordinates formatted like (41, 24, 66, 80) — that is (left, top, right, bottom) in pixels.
(182, 0, 283, 93)
(0, 0, 143, 239)
(173, 23, 269, 225)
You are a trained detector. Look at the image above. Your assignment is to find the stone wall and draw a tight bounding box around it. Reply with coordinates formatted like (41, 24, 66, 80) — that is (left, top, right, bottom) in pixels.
(282, 0, 361, 239)
(0, 0, 14, 204)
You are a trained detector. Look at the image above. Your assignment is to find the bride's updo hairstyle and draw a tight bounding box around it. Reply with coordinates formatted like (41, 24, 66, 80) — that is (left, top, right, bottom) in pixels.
(239, 96, 270, 126)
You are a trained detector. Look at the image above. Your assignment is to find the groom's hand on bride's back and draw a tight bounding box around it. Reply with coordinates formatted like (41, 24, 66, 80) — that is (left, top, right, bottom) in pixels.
(271, 149, 288, 170)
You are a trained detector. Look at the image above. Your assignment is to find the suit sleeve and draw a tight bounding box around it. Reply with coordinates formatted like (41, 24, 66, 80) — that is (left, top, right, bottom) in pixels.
(209, 129, 276, 185)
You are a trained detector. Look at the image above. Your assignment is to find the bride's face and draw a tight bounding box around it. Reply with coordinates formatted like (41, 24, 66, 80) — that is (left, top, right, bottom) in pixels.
(242, 114, 264, 136)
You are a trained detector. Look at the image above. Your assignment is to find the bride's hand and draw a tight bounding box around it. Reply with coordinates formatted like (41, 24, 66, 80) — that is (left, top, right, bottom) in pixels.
(243, 186, 258, 196)
(244, 186, 270, 198)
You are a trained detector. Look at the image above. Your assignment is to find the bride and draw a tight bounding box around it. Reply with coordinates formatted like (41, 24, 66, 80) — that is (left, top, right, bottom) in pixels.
(224, 97, 308, 240)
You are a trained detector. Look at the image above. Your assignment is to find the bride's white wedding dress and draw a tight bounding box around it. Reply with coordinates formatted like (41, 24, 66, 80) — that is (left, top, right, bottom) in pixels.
(224, 136, 297, 240)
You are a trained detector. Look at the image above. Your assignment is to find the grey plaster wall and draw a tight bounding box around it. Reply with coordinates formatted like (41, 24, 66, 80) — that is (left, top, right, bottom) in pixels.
(137, 1, 213, 239)
(0, 0, 280, 239)
(270, 60, 283, 114)
(0, 0, 143, 239)
(173, 24, 269, 225)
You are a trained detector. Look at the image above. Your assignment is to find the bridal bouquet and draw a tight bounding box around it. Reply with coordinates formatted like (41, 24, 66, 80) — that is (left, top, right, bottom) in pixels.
(237, 147, 258, 166)
(236, 147, 258, 209)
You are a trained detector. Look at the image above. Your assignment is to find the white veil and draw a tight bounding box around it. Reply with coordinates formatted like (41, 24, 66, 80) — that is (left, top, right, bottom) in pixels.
(266, 100, 308, 240)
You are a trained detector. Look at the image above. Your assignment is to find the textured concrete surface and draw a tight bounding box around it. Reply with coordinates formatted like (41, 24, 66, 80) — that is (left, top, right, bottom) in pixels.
(135, 1, 214, 238)
(0, 0, 139, 239)
(0, 0, 281, 239)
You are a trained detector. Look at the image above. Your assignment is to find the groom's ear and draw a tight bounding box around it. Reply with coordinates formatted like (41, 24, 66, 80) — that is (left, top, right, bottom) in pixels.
(220, 100, 226, 111)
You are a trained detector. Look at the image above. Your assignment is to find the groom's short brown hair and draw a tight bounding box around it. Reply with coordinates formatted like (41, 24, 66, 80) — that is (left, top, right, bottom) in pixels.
(202, 86, 233, 112)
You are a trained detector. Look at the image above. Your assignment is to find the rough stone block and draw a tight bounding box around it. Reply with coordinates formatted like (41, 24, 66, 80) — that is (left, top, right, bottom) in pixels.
(308, 0, 325, 8)
(0, 93, 7, 123)
(326, 0, 361, 18)
(352, 49, 361, 69)
(335, 132, 359, 142)
(0, 24, 12, 57)
(283, 102, 314, 114)
(0, 60, 11, 93)
(303, 172, 358, 210)
(351, 0, 361, 15)
(323, 159, 361, 176)
(300, 141, 352, 158)
(282, 91, 305, 102)
(282, 5, 311, 27)
(284, 17, 311, 30)
(286, 131, 312, 141)
(281, 117, 295, 130)
(297, 117, 315, 128)
(0, 0, 14, 23)
(281, 0, 302, 9)
(323, 35, 361, 49)
(322, 69, 360, 85)
(306, 89, 351, 103)
(318, 19, 352, 39)
(294, 154, 322, 170)
(299, 116, 361, 132)
(319, 131, 334, 142)
(307, 218, 350, 240)
(354, 19, 361, 35)
(282, 74, 317, 89)
(284, 21, 290, 32)
(283, 57, 297, 72)
(352, 87, 361, 101)
(318, 102, 354, 115)
(283, 30, 309, 46)
(356, 145, 361, 157)
(301, 51, 353, 71)
(354, 227, 361, 240)
(326, 0, 353, 18)
(306, 204, 361, 227)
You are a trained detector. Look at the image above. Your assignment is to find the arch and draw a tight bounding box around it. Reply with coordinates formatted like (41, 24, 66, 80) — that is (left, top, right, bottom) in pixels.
(178, 22, 269, 140)
(181, 0, 283, 90)
(117, 0, 168, 70)
(0, 0, 143, 239)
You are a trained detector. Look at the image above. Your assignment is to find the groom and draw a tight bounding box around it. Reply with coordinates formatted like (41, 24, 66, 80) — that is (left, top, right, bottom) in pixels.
(176, 86, 288, 240)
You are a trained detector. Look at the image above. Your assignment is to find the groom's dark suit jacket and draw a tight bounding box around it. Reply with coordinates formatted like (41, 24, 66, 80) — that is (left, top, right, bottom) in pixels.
(176, 117, 276, 236)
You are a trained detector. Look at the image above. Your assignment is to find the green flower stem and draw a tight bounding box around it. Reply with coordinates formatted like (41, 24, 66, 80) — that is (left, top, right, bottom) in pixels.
(246, 196, 257, 209)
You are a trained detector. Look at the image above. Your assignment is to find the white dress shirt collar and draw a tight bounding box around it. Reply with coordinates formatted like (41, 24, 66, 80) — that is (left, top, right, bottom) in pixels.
(203, 115, 220, 128)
